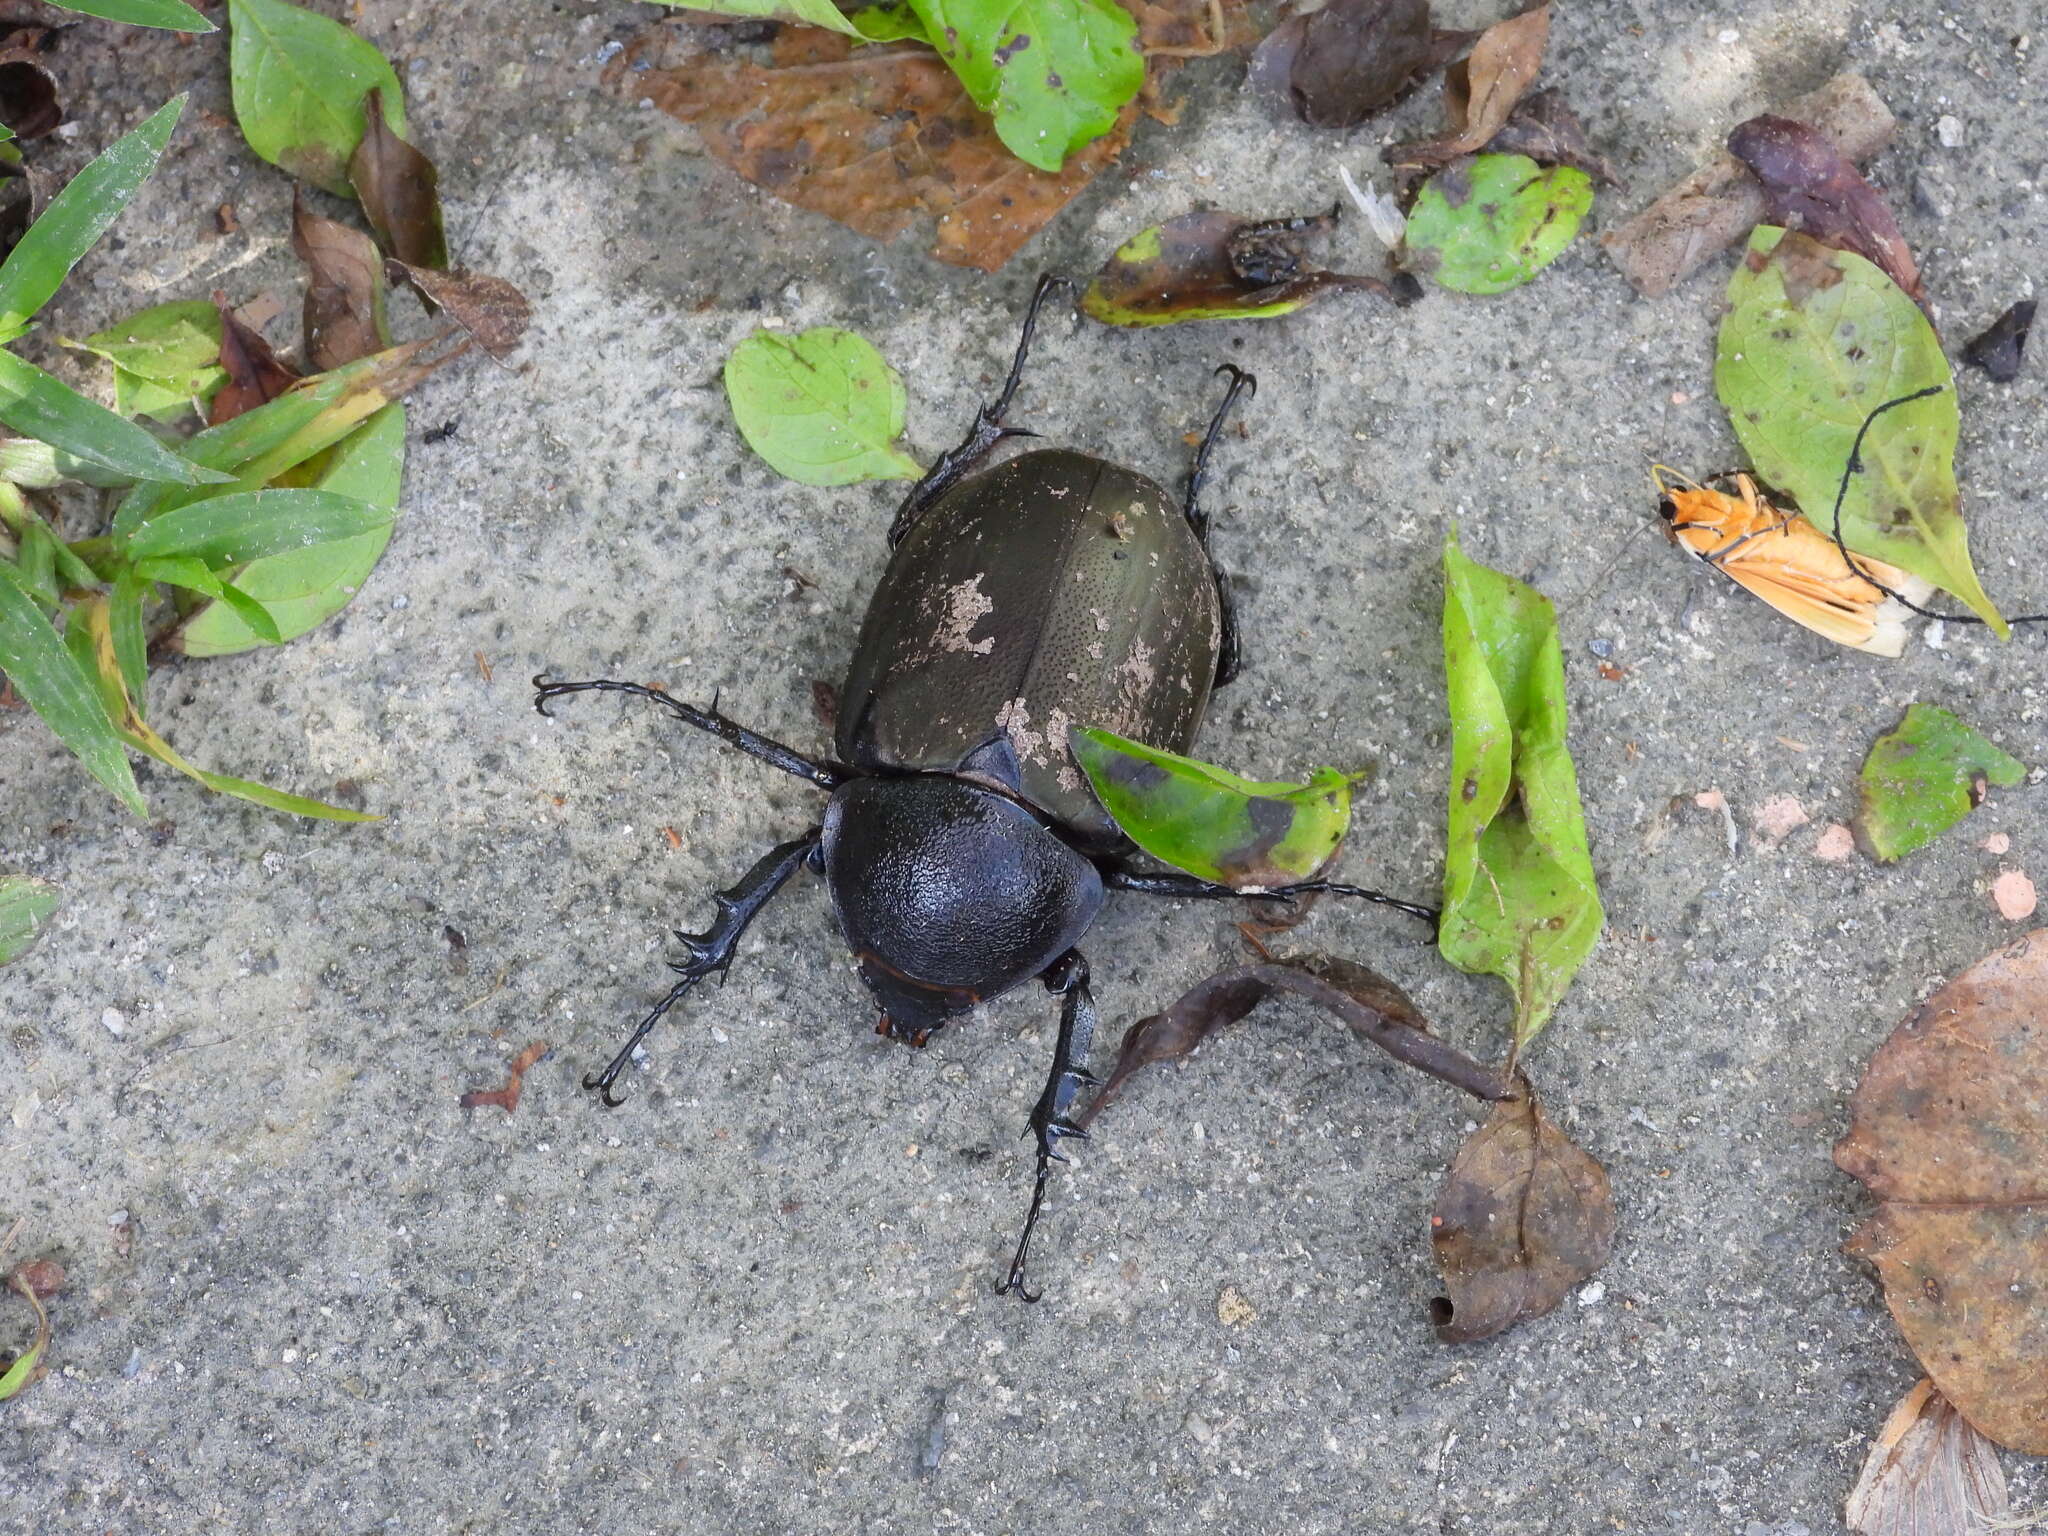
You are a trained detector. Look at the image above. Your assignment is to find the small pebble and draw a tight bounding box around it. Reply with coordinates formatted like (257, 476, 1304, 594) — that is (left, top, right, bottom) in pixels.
(1982, 833, 2011, 855)
(1753, 795, 1809, 846)
(1587, 637, 1614, 659)
(1993, 870, 2037, 922)
(1577, 1282, 1606, 1307)
(1936, 114, 1964, 147)
(1814, 824, 1856, 863)
(101, 1007, 126, 1038)
(122, 1348, 143, 1379)
(1216, 1285, 1258, 1327)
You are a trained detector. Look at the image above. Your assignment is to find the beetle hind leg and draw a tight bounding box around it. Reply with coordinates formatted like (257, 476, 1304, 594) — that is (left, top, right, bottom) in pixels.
(1184, 365, 1257, 689)
(996, 949, 1099, 1302)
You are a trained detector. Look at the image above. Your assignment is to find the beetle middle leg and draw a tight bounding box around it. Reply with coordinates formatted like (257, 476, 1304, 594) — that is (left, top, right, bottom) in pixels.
(996, 948, 1099, 1302)
(1103, 865, 1439, 925)
(1183, 364, 1258, 689)
(583, 828, 822, 1106)
(888, 273, 1073, 548)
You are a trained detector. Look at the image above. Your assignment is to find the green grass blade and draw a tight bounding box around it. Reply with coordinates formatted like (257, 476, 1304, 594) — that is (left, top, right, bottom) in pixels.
(0, 563, 144, 814)
(47, 0, 214, 30)
(0, 348, 231, 486)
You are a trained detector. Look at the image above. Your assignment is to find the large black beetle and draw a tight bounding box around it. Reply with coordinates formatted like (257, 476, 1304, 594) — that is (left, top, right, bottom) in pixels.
(536, 277, 1432, 1297)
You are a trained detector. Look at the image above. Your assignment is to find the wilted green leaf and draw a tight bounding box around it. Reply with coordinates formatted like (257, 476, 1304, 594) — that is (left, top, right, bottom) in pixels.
(1440, 531, 1601, 1049)
(0, 348, 228, 486)
(48, 0, 213, 31)
(0, 1273, 49, 1402)
(122, 487, 392, 567)
(176, 403, 404, 656)
(658, 0, 862, 35)
(906, 0, 1144, 173)
(227, 0, 405, 198)
(1403, 154, 1591, 296)
(1071, 726, 1360, 888)
(1855, 703, 2025, 863)
(0, 873, 58, 966)
(0, 562, 144, 814)
(72, 300, 226, 420)
(724, 328, 920, 486)
(0, 96, 185, 332)
(1716, 227, 2001, 633)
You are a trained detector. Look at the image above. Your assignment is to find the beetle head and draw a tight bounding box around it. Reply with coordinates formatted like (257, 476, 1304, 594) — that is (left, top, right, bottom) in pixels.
(821, 775, 1104, 1040)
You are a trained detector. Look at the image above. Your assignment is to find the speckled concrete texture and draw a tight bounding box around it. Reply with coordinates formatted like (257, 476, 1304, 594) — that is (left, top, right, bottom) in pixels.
(3, 2, 2044, 1532)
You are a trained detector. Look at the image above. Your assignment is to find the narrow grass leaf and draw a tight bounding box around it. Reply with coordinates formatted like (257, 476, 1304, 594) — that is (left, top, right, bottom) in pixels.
(0, 562, 143, 813)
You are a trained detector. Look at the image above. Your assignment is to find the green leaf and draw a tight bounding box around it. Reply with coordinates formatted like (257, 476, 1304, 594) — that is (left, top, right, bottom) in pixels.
(0, 437, 134, 488)
(227, 0, 406, 197)
(71, 300, 226, 419)
(905, 0, 1143, 172)
(1404, 155, 1592, 296)
(109, 564, 147, 709)
(47, 0, 214, 30)
(845, 1, 930, 40)
(123, 487, 392, 566)
(0, 348, 230, 486)
(0, 563, 145, 815)
(0, 873, 59, 966)
(0, 1275, 49, 1402)
(1070, 726, 1360, 888)
(724, 328, 921, 486)
(12, 521, 58, 603)
(1854, 703, 2025, 862)
(1716, 227, 2002, 634)
(175, 402, 403, 656)
(0, 96, 185, 330)
(1439, 531, 1601, 1049)
(656, 0, 863, 35)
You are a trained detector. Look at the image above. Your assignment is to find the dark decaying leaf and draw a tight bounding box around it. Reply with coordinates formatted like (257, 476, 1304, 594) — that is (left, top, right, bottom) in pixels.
(0, 157, 49, 267)
(1835, 929, 2048, 1454)
(1601, 71, 1895, 299)
(1845, 1379, 2010, 1536)
(387, 262, 531, 361)
(348, 88, 448, 271)
(1726, 113, 1923, 308)
(291, 190, 389, 371)
(1078, 952, 1510, 1132)
(207, 293, 299, 426)
(1484, 88, 1621, 189)
(1963, 299, 2035, 384)
(1429, 1072, 1612, 1342)
(1081, 207, 1417, 326)
(1253, 0, 1467, 131)
(1386, 2, 1549, 174)
(0, 28, 60, 141)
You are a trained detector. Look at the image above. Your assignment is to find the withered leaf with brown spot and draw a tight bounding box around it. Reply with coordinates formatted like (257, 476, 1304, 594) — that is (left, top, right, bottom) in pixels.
(1079, 952, 1509, 1131)
(1386, 2, 1549, 174)
(1845, 1379, 2011, 1535)
(1835, 929, 2048, 1454)
(208, 293, 299, 426)
(292, 191, 390, 371)
(349, 88, 448, 271)
(1484, 88, 1622, 189)
(387, 262, 531, 361)
(0, 27, 60, 142)
(1254, 0, 1463, 131)
(1963, 299, 2035, 384)
(1429, 1072, 1613, 1343)
(1726, 113, 1924, 308)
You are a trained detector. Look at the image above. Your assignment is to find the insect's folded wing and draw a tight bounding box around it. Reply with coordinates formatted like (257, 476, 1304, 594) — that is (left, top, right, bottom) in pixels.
(1713, 530, 1931, 658)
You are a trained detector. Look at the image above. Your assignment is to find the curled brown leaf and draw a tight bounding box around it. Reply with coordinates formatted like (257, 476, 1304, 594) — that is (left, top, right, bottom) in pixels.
(1386, 2, 1549, 173)
(1429, 1073, 1613, 1343)
(1252, 0, 1465, 130)
(1485, 88, 1622, 189)
(292, 191, 390, 371)
(350, 88, 448, 271)
(208, 292, 300, 426)
(1726, 113, 1923, 307)
(0, 27, 60, 142)
(1963, 300, 2035, 384)
(387, 262, 531, 361)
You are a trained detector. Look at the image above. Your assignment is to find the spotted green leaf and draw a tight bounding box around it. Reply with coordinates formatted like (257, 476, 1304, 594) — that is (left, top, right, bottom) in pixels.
(1071, 726, 1360, 888)
(1403, 154, 1591, 295)
(1854, 703, 2025, 863)
(0, 874, 58, 966)
(724, 327, 921, 486)
(1440, 532, 1601, 1049)
(1716, 227, 2001, 634)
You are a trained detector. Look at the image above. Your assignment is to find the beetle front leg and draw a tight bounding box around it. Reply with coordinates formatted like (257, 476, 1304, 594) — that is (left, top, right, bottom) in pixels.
(888, 274, 1072, 548)
(584, 827, 823, 1106)
(996, 948, 1099, 1302)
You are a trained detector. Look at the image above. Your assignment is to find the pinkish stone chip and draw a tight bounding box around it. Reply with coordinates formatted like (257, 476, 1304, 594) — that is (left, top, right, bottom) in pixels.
(1754, 794, 1810, 846)
(1815, 823, 1856, 863)
(1992, 870, 2037, 922)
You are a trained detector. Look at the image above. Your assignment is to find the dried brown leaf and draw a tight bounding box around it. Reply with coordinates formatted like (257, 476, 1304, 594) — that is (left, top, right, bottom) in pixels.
(1727, 113, 1923, 307)
(292, 191, 390, 371)
(0, 27, 60, 142)
(9, 1257, 64, 1300)
(349, 88, 448, 271)
(1835, 929, 2048, 1454)
(460, 1040, 550, 1114)
(1845, 1379, 2011, 1536)
(387, 262, 531, 361)
(208, 292, 300, 426)
(1485, 87, 1622, 189)
(1387, 2, 1549, 172)
(1429, 1073, 1613, 1343)
(1078, 952, 1509, 1131)
(1258, 0, 1458, 130)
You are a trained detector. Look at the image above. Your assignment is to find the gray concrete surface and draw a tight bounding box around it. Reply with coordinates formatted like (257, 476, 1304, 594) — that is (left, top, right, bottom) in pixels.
(3, 1, 2044, 1531)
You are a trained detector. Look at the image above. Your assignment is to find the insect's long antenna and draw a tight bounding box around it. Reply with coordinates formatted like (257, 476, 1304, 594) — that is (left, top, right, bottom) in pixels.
(1823, 386, 2048, 627)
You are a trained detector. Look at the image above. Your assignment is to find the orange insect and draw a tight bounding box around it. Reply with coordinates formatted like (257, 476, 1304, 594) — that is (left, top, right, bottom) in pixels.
(1651, 467, 1933, 657)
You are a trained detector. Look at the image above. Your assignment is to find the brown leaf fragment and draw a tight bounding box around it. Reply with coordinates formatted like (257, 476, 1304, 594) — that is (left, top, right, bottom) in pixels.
(1256, 0, 1466, 130)
(349, 88, 449, 271)
(1484, 88, 1622, 189)
(1726, 114, 1923, 307)
(1429, 1073, 1614, 1343)
(9, 1257, 64, 1301)
(292, 191, 390, 371)
(0, 27, 61, 142)
(1846, 1378, 2011, 1536)
(460, 1039, 550, 1114)
(1835, 930, 2048, 1454)
(1963, 300, 2035, 384)
(1602, 72, 1895, 298)
(1386, 3, 1549, 173)
(1078, 953, 1510, 1131)
(387, 262, 531, 361)
(208, 291, 299, 426)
